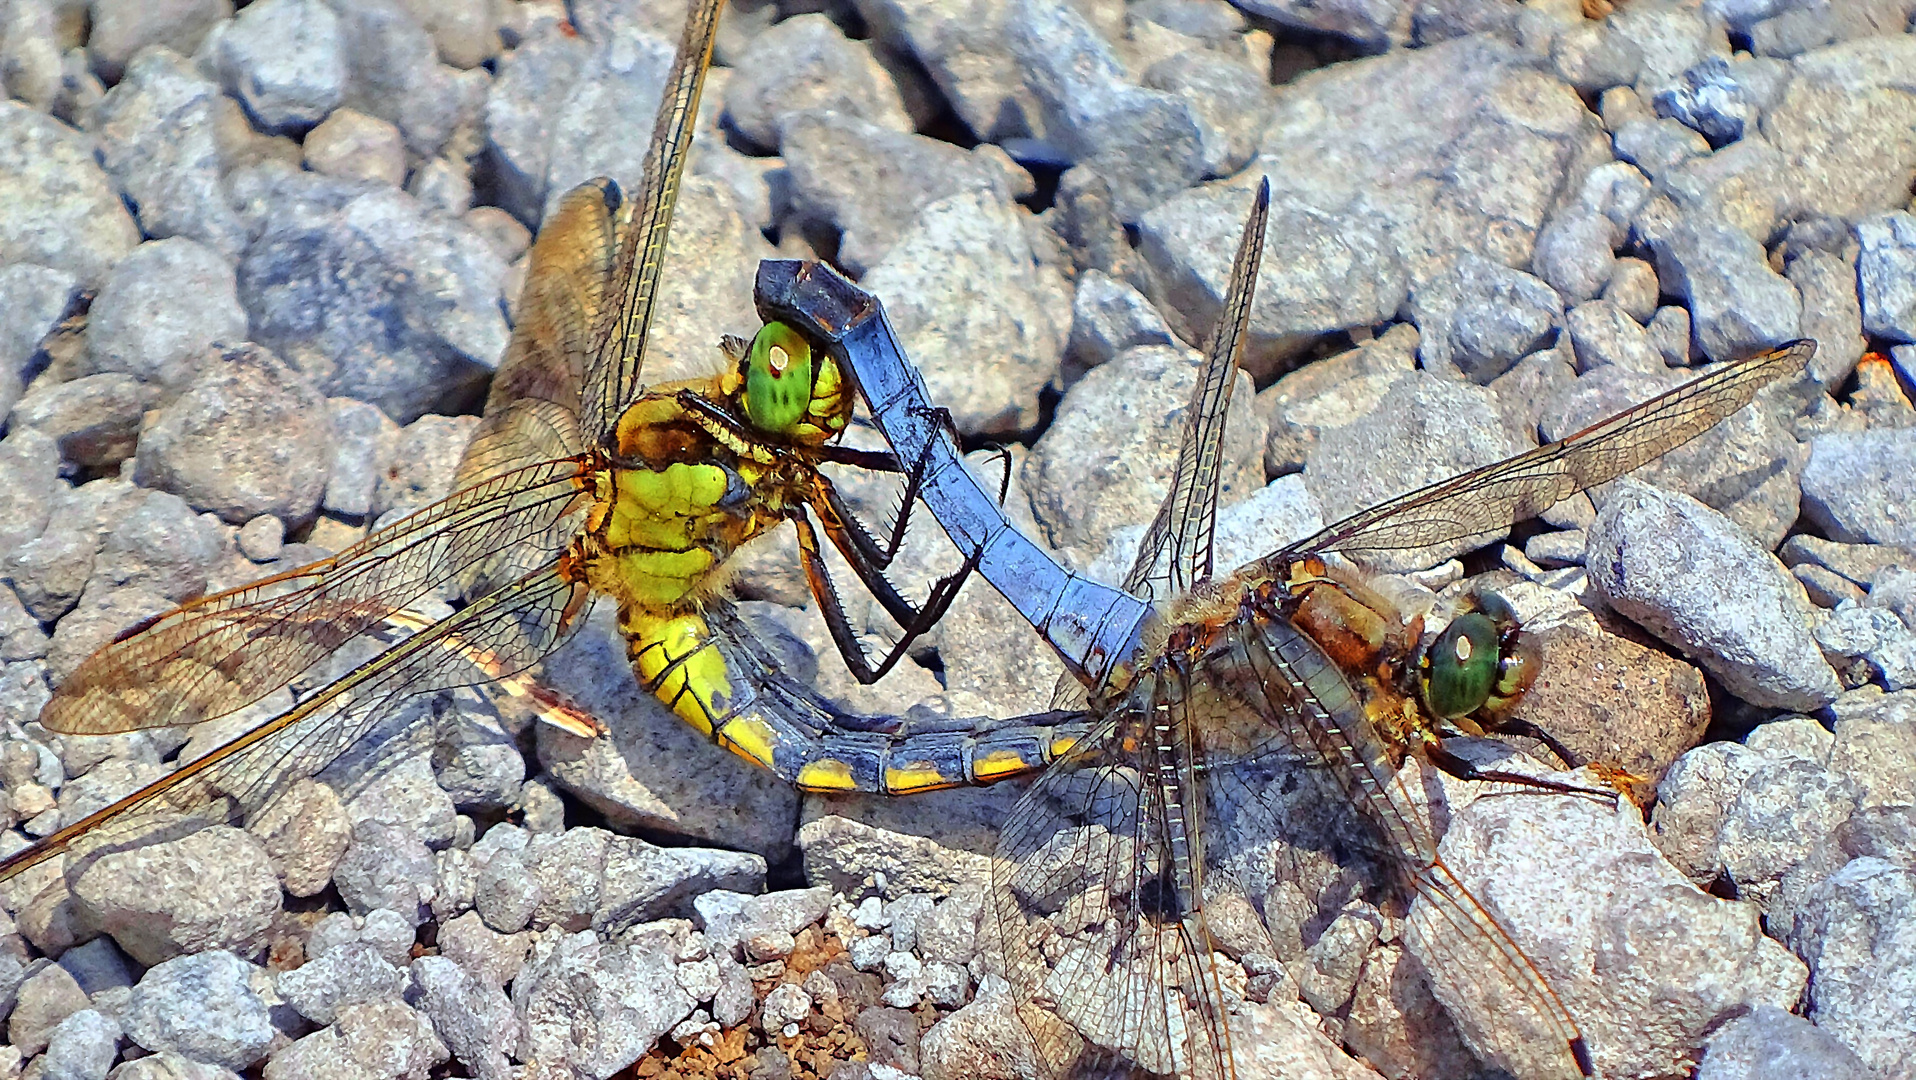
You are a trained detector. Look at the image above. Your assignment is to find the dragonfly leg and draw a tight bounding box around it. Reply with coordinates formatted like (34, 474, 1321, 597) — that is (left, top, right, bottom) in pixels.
(805, 410, 969, 627)
(1426, 739, 1621, 804)
(1482, 716, 1584, 771)
(791, 504, 982, 684)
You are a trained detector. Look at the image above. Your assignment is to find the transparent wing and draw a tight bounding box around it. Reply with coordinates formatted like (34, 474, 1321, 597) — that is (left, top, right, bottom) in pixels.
(1126, 180, 1270, 600)
(1266, 340, 1816, 569)
(1, 568, 588, 884)
(992, 694, 1239, 1080)
(1225, 613, 1590, 1079)
(579, 0, 723, 448)
(41, 460, 588, 738)
(1053, 182, 1271, 715)
(455, 180, 623, 488)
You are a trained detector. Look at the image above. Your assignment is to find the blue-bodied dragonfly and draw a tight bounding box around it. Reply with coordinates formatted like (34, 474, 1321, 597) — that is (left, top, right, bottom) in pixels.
(755, 189, 1816, 1078)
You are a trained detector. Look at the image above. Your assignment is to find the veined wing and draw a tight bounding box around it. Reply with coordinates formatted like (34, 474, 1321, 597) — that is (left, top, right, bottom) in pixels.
(1126, 180, 1270, 601)
(1227, 609, 1591, 1078)
(41, 459, 588, 738)
(579, 0, 722, 449)
(455, 179, 623, 486)
(992, 694, 1239, 1080)
(1260, 339, 1816, 571)
(1, 568, 588, 883)
(1052, 182, 1271, 714)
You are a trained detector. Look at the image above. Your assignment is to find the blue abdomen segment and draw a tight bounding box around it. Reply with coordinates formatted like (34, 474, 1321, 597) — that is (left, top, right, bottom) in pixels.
(753, 260, 1151, 690)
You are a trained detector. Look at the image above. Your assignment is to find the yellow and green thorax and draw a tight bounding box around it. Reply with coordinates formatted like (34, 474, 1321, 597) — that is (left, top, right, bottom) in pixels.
(572, 321, 852, 613)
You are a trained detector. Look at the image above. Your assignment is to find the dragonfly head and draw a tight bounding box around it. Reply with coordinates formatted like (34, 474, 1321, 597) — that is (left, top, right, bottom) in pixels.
(1416, 592, 1539, 724)
(739, 321, 852, 446)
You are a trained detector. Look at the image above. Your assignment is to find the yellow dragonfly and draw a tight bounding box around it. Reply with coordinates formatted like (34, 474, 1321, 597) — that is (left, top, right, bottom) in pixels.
(0, 0, 1081, 890)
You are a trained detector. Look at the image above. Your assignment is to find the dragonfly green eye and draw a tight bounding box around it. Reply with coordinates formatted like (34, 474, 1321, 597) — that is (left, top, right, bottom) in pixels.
(1421, 612, 1501, 719)
(744, 322, 815, 436)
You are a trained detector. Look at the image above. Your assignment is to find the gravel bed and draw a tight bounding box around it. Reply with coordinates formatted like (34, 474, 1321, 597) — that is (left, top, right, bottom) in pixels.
(0, 1, 1913, 1079)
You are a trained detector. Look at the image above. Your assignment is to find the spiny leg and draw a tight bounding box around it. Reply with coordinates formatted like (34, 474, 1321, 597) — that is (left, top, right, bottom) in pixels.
(791, 505, 981, 684)
(812, 405, 962, 573)
(1425, 739, 1621, 804)
(806, 406, 972, 628)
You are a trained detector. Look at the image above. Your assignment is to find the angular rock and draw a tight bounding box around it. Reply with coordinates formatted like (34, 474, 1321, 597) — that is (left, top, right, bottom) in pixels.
(513, 826, 765, 937)
(88, 0, 229, 82)
(1026, 343, 1261, 558)
(1140, 50, 1272, 179)
(261, 999, 448, 1080)
(86, 48, 249, 260)
(1788, 247, 1866, 388)
(122, 952, 276, 1071)
(133, 343, 331, 527)
(85, 487, 225, 604)
(0, 103, 141, 288)
(332, 818, 436, 924)
(1305, 374, 1528, 571)
(1235, 0, 1403, 49)
(777, 110, 1010, 278)
(1140, 184, 1408, 380)
(1696, 1004, 1869, 1080)
(210, 0, 347, 134)
(1763, 38, 1916, 225)
(8, 962, 88, 1057)
(511, 930, 695, 1080)
(1254, 36, 1599, 291)
(1006, 0, 1203, 220)
(0, 263, 80, 417)
(239, 181, 511, 423)
(84, 238, 247, 395)
(1429, 758, 1806, 1080)
(70, 826, 282, 967)
(1567, 298, 1662, 373)
(407, 955, 516, 1080)
(1641, 208, 1800, 363)
(1062, 270, 1177, 382)
(722, 14, 910, 151)
(1586, 479, 1839, 711)
(1785, 857, 1916, 1078)
(302, 108, 405, 187)
(1801, 430, 1916, 547)
(1856, 210, 1916, 345)
(852, 0, 1045, 144)
(331, 0, 484, 158)
(11, 372, 158, 473)
(275, 942, 406, 1026)
(860, 188, 1070, 435)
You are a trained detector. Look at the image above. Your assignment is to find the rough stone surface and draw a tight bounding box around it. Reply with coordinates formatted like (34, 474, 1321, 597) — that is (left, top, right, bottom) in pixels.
(1587, 479, 1840, 711)
(86, 47, 249, 260)
(121, 952, 276, 1071)
(859, 189, 1070, 436)
(133, 343, 331, 527)
(84, 238, 248, 395)
(0, 103, 141, 287)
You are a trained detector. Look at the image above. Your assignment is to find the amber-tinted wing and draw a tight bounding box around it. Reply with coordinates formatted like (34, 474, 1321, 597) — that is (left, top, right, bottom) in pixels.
(1126, 180, 1270, 601)
(454, 180, 623, 487)
(578, 0, 722, 449)
(1, 568, 587, 883)
(991, 700, 1240, 1080)
(1264, 339, 1816, 570)
(41, 460, 588, 738)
